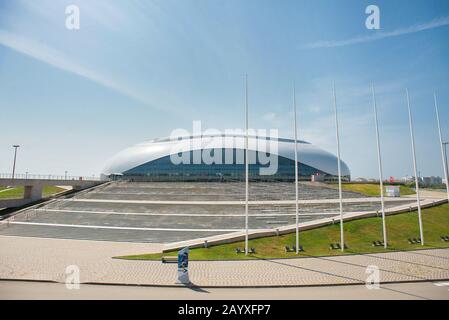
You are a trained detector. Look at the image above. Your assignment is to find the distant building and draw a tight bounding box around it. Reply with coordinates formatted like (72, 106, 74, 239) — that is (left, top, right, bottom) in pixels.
(421, 176, 442, 186)
(401, 175, 415, 184)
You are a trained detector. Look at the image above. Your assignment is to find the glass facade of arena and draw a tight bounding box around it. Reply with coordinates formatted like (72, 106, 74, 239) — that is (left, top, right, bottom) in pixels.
(120, 149, 333, 182)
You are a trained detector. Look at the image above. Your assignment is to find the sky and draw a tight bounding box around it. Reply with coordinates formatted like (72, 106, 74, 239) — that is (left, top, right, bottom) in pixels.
(0, 0, 448, 179)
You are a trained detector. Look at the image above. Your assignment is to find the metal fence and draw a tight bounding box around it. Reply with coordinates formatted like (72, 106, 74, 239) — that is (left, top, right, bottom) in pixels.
(0, 173, 104, 181)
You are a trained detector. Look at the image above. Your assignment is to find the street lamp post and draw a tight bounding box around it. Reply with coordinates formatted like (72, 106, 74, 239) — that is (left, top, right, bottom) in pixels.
(12, 145, 20, 179)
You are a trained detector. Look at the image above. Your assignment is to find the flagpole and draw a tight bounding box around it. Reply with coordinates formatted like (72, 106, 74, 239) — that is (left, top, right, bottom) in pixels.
(293, 82, 300, 254)
(406, 89, 424, 245)
(434, 92, 449, 203)
(332, 83, 344, 252)
(371, 84, 387, 248)
(245, 74, 249, 255)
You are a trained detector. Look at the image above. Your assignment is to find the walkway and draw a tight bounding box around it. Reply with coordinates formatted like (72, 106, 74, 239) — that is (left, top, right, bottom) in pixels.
(1, 280, 448, 300)
(0, 236, 448, 287)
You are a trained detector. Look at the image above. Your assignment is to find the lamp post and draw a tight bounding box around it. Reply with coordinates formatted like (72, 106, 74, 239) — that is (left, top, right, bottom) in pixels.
(12, 145, 20, 179)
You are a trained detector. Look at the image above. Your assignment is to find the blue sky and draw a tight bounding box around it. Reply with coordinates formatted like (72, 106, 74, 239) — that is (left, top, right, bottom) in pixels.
(0, 0, 448, 179)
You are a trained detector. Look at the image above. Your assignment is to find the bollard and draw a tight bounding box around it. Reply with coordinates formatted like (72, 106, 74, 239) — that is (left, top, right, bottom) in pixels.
(275, 228, 279, 236)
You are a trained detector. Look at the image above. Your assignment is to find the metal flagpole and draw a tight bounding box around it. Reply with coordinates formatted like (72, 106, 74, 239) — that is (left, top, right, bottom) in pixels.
(434, 92, 449, 203)
(405, 89, 424, 245)
(332, 83, 344, 252)
(293, 83, 300, 254)
(371, 84, 387, 248)
(245, 74, 249, 255)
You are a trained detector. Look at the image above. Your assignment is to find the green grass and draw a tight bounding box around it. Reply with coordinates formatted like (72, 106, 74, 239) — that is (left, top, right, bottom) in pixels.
(0, 187, 24, 199)
(42, 186, 67, 197)
(330, 183, 415, 197)
(117, 204, 449, 261)
(0, 186, 66, 199)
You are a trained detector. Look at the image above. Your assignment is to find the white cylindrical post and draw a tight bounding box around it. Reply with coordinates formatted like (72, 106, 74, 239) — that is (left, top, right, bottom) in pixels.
(332, 83, 344, 252)
(293, 83, 300, 254)
(434, 92, 449, 203)
(245, 74, 249, 255)
(371, 84, 387, 248)
(406, 89, 424, 245)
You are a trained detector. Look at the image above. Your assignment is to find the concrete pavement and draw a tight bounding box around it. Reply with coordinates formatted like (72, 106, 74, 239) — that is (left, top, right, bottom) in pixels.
(1, 235, 448, 287)
(1, 280, 448, 300)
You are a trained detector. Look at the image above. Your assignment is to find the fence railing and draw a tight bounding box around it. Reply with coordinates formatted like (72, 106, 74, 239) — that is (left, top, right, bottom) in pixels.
(0, 173, 104, 181)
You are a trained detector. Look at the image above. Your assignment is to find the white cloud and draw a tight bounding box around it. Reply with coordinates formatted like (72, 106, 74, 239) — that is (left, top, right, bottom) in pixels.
(304, 15, 449, 49)
(0, 29, 166, 111)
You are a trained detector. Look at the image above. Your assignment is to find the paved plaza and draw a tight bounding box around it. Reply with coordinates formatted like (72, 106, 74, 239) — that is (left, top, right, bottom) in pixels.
(2, 280, 448, 300)
(1, 182, 446, 291)
(0, 236, 448, 288)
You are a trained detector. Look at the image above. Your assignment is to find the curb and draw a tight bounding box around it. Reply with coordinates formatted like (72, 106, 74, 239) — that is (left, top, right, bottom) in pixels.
(1, 277, 448, 289)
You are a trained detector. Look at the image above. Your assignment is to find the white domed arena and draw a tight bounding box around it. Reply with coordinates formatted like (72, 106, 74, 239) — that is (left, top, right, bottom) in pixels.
(102, 134, 350, 182)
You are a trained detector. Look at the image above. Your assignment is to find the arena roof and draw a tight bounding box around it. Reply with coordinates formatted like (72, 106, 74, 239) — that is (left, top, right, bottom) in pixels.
(102, 134, 350, 177)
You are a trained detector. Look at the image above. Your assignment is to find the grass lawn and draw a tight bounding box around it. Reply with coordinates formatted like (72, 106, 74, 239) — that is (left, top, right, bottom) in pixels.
(117, 203, 449, 261)
(0, 186, 66, 199)
(331, 183, 415, 197)
(42, 186, 67, 197)
(0, 187, 24, 199)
